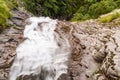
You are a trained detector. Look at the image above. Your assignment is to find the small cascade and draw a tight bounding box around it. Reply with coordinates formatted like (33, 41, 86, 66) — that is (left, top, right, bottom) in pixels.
(9, 17, 71, 80)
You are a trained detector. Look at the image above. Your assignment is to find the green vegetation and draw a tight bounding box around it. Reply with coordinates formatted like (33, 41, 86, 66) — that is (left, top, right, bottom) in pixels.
(71, 0, 119, 21)
(0, 0, 17, 32)
(22, 0, 120, 21)
(0, 0, 120, 33)
(22, 0, 81, 20)
(0, 0, 12, 31)
(99, 9, 120, 23)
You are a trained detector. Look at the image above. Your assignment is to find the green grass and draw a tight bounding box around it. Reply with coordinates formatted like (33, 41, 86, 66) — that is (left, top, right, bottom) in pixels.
(0, 0, 17, 32)
(99, 9, 120, 23)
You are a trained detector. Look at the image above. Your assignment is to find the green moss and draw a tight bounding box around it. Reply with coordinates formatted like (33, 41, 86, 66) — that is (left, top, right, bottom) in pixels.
(12, 25, 21, 30)
(99, 9, 120, 23)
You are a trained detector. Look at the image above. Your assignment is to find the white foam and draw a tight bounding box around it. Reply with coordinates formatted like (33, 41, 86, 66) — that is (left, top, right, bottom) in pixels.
(9, 17, 70, 80)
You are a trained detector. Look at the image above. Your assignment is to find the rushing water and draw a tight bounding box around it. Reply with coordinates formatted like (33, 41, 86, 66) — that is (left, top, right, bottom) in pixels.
(9, 17, 70, 80)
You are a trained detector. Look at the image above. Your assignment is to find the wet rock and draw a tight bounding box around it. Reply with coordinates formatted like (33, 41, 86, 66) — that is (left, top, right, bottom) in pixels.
(1, 7, 120, 80)
(57, 74, 71, 80)
(11, 8, 31, 27)
(0, 8, 31, 80)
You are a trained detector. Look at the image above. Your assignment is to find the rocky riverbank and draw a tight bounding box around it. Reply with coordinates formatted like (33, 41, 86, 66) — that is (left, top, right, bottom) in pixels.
(0, 8, 120, 80)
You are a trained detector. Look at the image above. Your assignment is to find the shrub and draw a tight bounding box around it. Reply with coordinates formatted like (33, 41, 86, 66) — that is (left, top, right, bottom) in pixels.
(22, 0, 81, 19)
(0, 0, 11, 26)
(71, 0, 118, 21)
(22, 0, 120, 21)
(88, 0, 117, 18)
(0, 0, 17, 32)
(116, 0, 120, 8)
(71, 6, 90, 21)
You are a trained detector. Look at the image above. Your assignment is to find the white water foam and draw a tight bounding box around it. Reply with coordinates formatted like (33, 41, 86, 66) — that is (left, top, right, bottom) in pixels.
(9, 17, 70, 80)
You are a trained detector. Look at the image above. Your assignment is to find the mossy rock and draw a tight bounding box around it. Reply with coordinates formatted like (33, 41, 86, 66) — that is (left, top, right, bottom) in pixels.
(99, 9, 120, 23)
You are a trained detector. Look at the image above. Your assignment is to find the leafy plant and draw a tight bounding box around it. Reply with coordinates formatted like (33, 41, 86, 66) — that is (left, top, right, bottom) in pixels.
(71, 0, 118, 21)
(22, 0, 81, 19)
(0, 0, 17, 32)
(22, 0, 120, 21)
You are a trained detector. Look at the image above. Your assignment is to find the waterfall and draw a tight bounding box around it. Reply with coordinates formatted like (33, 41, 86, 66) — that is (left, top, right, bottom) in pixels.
(9, 17, 71, 80)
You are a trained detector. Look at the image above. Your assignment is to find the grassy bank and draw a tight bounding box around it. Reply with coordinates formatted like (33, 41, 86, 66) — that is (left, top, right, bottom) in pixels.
(0, 0, 17, 32)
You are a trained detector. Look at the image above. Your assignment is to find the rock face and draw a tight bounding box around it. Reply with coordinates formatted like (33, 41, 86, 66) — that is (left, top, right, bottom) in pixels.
(70, 21, 120, 80)
(0, 8, 31, 80)
(0, 8, 120, 80)
(56, 20, 120, 80)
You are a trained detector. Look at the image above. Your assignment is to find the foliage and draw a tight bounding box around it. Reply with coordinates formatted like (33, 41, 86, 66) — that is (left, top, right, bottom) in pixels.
(0, 0, 17, 32)
(71, 0, 118, 21)
(22, 0, 81, 19)
(22, 0, 120, 21)
(116, 0, 120, 8)
(0, 0, 11, 29)
(99, 9, 120, 23)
